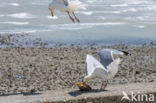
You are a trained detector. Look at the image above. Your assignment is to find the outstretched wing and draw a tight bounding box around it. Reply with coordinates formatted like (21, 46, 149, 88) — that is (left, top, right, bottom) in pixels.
(97, 48, 128, 69)
(85, 54, 107, 76)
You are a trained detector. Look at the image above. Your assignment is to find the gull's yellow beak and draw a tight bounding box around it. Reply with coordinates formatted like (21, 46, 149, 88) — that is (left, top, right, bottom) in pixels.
(51, 11, 54, 16)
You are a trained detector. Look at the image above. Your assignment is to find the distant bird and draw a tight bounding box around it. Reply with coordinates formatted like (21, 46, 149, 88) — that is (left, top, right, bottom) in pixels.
(48, 0, 85, 23)
(81, 49, 129, 90)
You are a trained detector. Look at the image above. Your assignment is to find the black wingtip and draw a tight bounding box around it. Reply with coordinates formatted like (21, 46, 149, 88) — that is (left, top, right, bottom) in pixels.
(119, 50, 130, 56)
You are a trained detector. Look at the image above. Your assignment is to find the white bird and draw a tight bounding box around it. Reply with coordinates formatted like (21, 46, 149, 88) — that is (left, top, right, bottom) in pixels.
(48, 0, 85, 23)
(83, 48, 129, 90)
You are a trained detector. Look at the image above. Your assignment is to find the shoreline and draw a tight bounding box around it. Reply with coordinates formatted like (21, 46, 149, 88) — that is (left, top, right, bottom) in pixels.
(0, 33, 155, 48)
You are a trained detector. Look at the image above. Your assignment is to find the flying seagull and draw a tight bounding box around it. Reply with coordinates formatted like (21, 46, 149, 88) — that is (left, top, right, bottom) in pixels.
(48, 0, 85, 23)
(78, 49, 129, 90)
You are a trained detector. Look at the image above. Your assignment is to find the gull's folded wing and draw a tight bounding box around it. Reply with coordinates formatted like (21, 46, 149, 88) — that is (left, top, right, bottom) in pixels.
(86, 54, 107, 76)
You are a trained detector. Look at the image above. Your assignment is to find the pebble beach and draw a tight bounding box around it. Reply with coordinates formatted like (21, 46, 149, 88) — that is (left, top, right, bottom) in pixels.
(1, 0, 156, 102)
(0, 34, 155, 95)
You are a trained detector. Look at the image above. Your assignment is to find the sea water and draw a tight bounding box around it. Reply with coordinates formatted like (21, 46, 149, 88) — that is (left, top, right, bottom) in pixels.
(0, 0, 156, 45)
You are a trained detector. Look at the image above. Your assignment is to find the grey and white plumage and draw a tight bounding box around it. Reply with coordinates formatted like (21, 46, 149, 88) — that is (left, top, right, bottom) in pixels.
(97, 49, 128, 68)
(84, 48, 129, 89)
(48, 0, 85, 22)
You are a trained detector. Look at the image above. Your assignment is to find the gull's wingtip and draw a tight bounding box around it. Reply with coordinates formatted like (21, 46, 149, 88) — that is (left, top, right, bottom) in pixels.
(119, 50, 130, 56)
(99, 48, 130, 56)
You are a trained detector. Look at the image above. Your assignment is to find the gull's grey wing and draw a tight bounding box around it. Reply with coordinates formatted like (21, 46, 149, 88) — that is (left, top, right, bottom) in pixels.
(97, 50, 114, 69)
(97, 48, 128, 69)
(85, 54, 107, 76)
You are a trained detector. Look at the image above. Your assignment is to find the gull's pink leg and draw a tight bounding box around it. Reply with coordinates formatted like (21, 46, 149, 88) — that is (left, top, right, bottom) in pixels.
(67, 12, 75, 23)
(100, 82, 104, 90)
(72, 12, 80, 23)
(103, 81, 108, 89)
(100, 80, 108, 90)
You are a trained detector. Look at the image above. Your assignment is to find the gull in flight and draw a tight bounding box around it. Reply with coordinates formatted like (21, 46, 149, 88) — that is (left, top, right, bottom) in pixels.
(48, 0, 85, 23)
(77, 49, 129, 90)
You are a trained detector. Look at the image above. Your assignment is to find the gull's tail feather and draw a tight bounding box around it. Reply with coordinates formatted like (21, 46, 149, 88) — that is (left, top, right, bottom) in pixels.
(68, 0, 86, 12)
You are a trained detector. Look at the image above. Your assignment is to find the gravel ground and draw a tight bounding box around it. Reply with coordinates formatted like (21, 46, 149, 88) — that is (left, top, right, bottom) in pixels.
(0, 44, 156, 95)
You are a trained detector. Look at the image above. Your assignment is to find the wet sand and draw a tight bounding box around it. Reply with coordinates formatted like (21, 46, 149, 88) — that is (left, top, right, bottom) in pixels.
(0, 43, 155, 95)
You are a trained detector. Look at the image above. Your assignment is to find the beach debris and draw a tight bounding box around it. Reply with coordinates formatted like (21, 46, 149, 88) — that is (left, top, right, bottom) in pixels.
(76, 81, 92, 91)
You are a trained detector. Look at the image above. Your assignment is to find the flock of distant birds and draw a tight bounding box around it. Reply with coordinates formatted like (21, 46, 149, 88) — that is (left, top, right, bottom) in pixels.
(48, 0, 129, 91)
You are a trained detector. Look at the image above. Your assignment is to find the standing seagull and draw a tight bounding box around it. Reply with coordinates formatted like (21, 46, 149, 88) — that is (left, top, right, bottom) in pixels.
(77, 49, 129, 90)
(48, 0, 85, 23)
